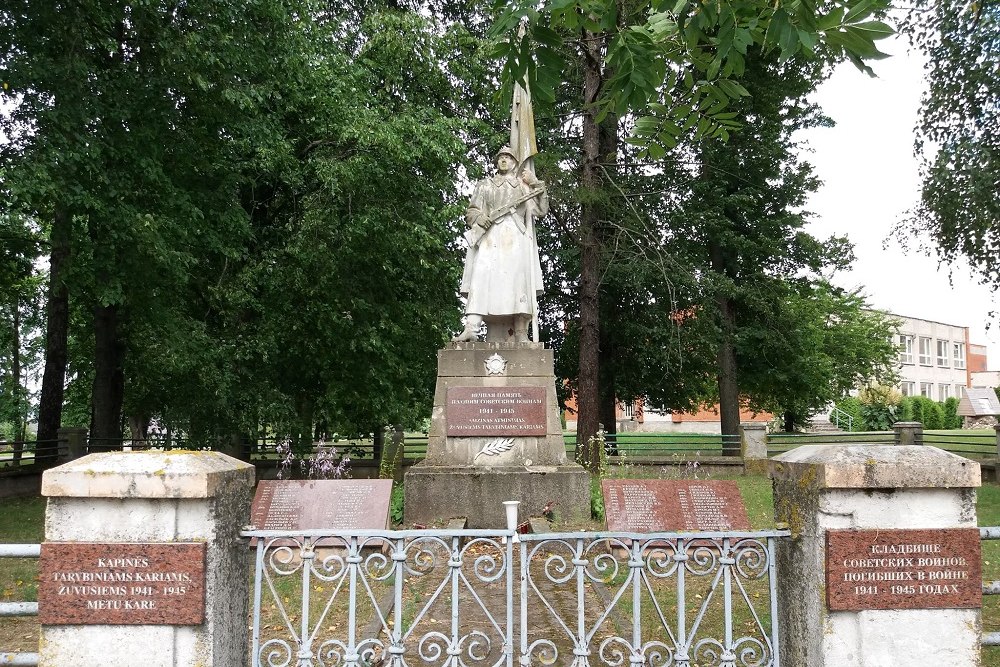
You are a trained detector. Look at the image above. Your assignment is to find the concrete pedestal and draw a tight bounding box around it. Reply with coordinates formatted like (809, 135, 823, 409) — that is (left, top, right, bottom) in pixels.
(39, 451, 254, 666)
(770, 445, 981, 667)
(406, 342, 590, 527)
(405, 464, 590, 527)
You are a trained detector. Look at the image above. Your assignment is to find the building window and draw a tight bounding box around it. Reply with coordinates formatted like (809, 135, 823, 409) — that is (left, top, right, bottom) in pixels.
(956, 384, 966, 399)
(899, 335, 914, 364)
(936, 339, 950, 367)
(939, 384, 951, 401)
(920, 382, 933, 398)
(954, 342, 966, 370)
(918, 337, 932, 365)
(900, 381, 915, 397)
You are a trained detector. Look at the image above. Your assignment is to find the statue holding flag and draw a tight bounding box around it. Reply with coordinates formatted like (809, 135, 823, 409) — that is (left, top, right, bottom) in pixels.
(454, 73, 549, 343)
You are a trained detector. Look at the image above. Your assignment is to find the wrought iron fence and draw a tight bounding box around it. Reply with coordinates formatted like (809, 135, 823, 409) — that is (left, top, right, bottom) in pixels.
(0, 543, 40, 667)
(0, 439, 64, 470)
(243, 527, 789, 667)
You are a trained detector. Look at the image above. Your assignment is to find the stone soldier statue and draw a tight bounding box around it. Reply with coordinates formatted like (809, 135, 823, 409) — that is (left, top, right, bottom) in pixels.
(453, 147, 548, 342)
(454, 68, 548, 343)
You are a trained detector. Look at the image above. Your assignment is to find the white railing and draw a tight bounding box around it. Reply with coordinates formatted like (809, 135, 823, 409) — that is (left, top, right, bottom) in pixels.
(0, 543, 40, 667)
(243, 527, 789, 667)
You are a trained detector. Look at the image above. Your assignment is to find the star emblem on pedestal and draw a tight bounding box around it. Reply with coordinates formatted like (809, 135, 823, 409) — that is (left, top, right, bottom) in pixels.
(484, 353, 508, 376)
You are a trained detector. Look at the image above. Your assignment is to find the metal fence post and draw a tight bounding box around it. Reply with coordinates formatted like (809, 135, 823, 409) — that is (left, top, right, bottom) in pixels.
(56, 427, 88, 461)
(892, 421, 923, 446)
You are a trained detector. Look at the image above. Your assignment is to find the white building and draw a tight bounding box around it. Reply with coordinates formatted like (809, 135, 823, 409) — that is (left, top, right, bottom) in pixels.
(892, 314, 972, 401)
(971, 370, 1000, 388)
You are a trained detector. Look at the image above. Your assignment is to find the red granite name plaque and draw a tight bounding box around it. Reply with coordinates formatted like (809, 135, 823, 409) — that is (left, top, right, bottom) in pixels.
(250, 479, 393, 531)
(826, 528, 982, 611)
(446, 387, 547, 436)
(39, 542, 206, 625)
(602, 480, 751, 532)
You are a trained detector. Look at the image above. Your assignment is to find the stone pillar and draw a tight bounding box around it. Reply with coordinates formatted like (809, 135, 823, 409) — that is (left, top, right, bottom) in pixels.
(770, 445, 981, 666)
(405, 342, 590, 527)
(380, 424, 406, 483)
(56, 427, 88, 461)
(39, 451, 254, 666)
(739, 422, 767, 473)
(893, 421, 923, 446)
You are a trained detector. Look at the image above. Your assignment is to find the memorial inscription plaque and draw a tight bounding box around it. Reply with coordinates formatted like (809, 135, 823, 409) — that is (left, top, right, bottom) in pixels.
(250, 479, 393, 531)
(602, 480, 750, 532)
(446, 386, 547, 436)
(39, 542, 205, 625)
(826, 528, 982, 611)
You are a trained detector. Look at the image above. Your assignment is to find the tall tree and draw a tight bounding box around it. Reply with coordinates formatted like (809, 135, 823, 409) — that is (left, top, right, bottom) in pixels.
(898, 2, 1000, 287)
(0, 212, 44, 457)
(3, 0, 501, 447)
(737, 282, 899, 429)
(492, 0, 894, 467)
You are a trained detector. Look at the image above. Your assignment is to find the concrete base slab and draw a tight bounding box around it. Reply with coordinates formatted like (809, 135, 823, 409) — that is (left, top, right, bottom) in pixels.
(404, 463, 590, 528)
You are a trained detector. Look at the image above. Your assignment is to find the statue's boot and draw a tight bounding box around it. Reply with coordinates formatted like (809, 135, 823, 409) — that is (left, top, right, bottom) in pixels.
(514, 316, 531, 343)
(453, 315, 483, 342)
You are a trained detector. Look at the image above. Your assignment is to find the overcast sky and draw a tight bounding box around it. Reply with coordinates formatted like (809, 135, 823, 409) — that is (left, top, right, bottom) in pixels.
(800, 34, 999, 368)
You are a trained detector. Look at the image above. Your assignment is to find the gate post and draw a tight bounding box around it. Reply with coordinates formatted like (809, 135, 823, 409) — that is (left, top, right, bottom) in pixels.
(770, 445, 981, 666)
(38, 451, 254, 666)
(739, 422, 768, 473)
(892, 421, 923, 446)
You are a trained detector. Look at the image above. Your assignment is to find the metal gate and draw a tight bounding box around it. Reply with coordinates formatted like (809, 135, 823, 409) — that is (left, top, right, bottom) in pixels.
(244, 527, 789, 666)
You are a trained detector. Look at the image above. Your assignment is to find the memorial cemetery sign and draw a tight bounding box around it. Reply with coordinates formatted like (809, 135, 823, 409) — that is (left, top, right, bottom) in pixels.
(826, 528, 982, 611)
(250, 479, 393, 531)
(39, 542, 206, 625)
(445, 386, 547, 436)
(602, 479, 750, 532)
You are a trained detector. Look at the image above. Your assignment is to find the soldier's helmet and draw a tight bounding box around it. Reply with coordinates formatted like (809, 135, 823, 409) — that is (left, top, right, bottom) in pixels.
(495, 146, 518, 163)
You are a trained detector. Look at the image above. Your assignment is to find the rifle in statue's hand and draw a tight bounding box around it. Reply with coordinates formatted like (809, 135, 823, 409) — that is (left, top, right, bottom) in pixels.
(463, 186, 545, 249)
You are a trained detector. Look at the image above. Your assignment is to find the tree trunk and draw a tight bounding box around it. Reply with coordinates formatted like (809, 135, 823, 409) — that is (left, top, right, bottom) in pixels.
(90, 303, 125, 445)
(36, 207, 72, 461)
(598, 314, 619, 455)
(10, 296, 23, 464)
(128, 414, 149, 449)
(597, 73, 620, 450)
(709, 241, 741, 451)
(576, 27, 606, 473)
(783, 411, 795, 433)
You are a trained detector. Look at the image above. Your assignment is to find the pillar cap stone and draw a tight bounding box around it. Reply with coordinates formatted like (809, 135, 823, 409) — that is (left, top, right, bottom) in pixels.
(769, 445, 980, 489)
(42, 451, 254, 499)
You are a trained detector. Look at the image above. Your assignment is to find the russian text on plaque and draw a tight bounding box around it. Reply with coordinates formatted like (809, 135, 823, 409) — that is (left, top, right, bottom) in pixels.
(826, 528, 982, 611)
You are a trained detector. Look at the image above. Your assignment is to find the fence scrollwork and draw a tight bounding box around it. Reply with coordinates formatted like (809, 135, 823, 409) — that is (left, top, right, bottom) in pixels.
(245, 528, 786, 667)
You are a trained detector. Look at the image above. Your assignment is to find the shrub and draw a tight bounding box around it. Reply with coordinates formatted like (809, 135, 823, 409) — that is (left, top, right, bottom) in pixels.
(858, 385, 901, 431)
(943, 397, 961, 429)
(897, 397, 916, 423)
(390, 484, 404, 525)
(924, 400, 944, 429)
(904, 396, 945, 429)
